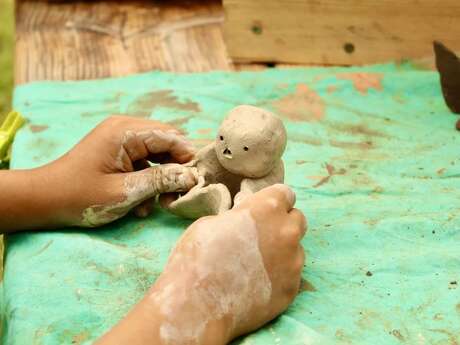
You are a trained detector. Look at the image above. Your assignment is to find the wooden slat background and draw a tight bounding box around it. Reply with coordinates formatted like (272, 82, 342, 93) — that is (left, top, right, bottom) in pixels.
(223, 0, 460, 65)
(15, 0, 233, 84)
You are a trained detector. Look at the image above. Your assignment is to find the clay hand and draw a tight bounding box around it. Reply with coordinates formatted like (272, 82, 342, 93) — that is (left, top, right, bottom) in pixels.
(145, 184, 306, 344)
(42, 116, 197, 227)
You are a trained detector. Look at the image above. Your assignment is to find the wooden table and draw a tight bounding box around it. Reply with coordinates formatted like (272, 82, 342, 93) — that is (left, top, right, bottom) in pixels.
(15, 0, 245, 84)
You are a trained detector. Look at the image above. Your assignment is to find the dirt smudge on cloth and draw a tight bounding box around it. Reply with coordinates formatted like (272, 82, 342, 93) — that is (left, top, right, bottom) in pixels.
(273, 83, 325, 121)
(328, 121, 389, 138)
(313, 163, 346, 188)
(127, 90, 201, 117)
(330, 139, 374, 150)
(337, 73, 383, 95)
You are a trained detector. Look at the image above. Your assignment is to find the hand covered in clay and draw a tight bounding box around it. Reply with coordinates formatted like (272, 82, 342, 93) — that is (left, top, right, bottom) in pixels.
(38, 116, 197, 227)
(97, 184, 307, 345)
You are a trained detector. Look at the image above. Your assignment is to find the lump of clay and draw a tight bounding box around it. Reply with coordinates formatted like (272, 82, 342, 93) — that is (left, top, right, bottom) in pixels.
(160, 105, 287, 219)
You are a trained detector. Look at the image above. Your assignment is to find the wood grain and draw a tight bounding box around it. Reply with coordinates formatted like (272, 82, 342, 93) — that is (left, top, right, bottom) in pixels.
(15, 0, 233, 84)
(223, 0, 460, 65)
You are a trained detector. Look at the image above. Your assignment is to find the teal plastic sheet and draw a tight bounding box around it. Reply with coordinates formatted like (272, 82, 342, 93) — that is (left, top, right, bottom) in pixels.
(2, 64, 460, 344)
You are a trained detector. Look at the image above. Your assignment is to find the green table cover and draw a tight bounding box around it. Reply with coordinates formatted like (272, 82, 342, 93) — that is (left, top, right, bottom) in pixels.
(2, 63, 460, 345)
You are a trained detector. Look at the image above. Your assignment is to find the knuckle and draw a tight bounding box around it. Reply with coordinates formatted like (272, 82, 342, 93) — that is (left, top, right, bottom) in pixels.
(282, 226, 302, 245)
(291, 209, 307, 234)
(262, 196, 282, 210)
(290, 208, 305, 220)
(284, 280, 301, 300)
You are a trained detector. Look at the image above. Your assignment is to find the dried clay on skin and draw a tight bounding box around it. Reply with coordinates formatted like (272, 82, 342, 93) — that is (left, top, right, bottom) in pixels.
(81, 164, 197, 227)
(115, 129, 195, 172)
(151, 209, 272, 344)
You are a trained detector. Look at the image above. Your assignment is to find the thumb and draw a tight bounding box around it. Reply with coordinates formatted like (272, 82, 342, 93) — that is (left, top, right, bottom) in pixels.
(124, 164, 198, 203)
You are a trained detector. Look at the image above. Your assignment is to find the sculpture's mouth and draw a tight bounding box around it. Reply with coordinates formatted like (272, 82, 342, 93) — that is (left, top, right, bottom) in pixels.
(223, 148, 232, 159)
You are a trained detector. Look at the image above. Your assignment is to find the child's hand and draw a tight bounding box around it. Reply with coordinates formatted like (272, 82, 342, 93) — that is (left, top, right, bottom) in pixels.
(40, 116, 197, 227)
(97, 184, 307, 344)
(154, 184, 306, 342)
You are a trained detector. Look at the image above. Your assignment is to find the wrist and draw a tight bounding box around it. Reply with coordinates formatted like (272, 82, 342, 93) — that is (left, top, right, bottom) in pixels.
(146, 273, 233, 345)
(97, 272, 232, 345)
(25, 162, 82, 229)
(0, 166, 64, 232)
(27, 164, 71, 228)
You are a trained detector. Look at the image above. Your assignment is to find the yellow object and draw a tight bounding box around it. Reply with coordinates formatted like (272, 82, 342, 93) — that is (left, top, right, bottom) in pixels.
(0, 111, 25, 163)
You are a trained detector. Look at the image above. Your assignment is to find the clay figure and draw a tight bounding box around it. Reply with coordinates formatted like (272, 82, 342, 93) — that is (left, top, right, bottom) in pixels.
(160, 105, 287, 219)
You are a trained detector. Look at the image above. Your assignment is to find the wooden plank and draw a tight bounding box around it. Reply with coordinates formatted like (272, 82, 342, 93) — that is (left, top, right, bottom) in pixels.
(15, 0, 232, 84)
(223, 0, 460, 65)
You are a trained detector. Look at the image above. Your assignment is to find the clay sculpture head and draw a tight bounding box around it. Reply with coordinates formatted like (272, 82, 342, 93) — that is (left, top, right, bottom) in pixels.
(214, 105, 287, 178)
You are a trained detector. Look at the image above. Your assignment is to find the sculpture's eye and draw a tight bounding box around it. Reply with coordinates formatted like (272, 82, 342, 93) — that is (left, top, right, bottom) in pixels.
(244, 146, 249, 151)
(219, 135, 224, 141)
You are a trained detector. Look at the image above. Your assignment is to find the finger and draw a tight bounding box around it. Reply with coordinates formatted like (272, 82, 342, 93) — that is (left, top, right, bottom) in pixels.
(137, 129, 195, 164)
(121, 130, 149, 162)
(246, 184, 296, 212)
(125, 164, 198, 202)
(272, 184, 296, 210)
(283, 258, 304, 300)
(113, 144, 135, 172)
(131, 158, 155, 217)
(120, 129, 195, 164)
(133, 198, 154, 218)
(287, 208, 307, 240)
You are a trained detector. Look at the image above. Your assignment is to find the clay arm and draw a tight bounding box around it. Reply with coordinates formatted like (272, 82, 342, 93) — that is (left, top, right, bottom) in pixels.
(234, 160, 284, 205)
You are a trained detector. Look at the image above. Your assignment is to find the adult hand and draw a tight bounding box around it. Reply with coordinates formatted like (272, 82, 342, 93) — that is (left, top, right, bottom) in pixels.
(98, 184, 307, 345)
